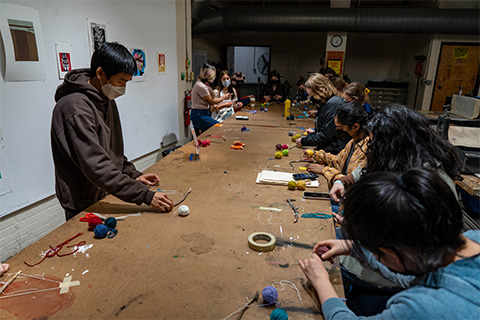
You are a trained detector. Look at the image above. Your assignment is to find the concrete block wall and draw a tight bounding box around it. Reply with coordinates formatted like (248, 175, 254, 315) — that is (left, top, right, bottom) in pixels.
(0, 149, 163, 263)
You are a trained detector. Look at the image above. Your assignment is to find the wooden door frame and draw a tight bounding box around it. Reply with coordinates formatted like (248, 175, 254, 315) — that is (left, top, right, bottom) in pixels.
(430, 42, 480, 111)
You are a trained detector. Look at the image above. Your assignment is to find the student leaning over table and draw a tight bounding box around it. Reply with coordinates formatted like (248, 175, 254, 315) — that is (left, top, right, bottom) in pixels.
(303, 102, 372, 189)
(299, 168, 480, 320)
(296, 73, 348, 155)
(51, 42, 173, 221)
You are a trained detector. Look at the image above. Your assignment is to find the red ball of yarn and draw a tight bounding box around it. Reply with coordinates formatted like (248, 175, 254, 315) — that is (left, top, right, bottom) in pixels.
(205, 139, 211, 145)
(315, 245, 334, 263)
(88, 216, 103, 230)
(201, 140, 208, 147)
(282, 144, 289, 150)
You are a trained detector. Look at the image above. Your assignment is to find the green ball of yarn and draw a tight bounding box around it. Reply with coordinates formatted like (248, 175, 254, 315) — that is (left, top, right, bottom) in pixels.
(105, 217, 117, 229)
(282, 149, 289, 156)
(270, 308, 288, 320)
(274, 151, 283, 159)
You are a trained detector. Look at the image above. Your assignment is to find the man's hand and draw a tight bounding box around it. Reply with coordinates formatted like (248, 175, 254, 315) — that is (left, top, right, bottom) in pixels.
(136, 174, 160, 186)
(150, 192, 174, 212)
(299, 253, 330, 286)
(306, 163, 325, 174)
(307, 109, 317, 117)
(306, 128, 315, 134)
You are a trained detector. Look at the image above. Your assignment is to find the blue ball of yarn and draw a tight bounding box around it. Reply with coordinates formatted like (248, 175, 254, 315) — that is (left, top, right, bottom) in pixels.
(94, 224, 108, 239)
(105, 217, 117, 229)
(262, 286, 279, 306)
(270, 308, 288, 320)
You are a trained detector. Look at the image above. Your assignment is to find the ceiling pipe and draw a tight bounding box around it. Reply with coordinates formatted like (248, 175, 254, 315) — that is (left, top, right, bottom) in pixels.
(193, 7, 479, 35)
(191, 0, 211, 27)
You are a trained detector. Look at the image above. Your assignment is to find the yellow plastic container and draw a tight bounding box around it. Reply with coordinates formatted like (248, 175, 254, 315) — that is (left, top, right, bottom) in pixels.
(284, 99, 291, 119)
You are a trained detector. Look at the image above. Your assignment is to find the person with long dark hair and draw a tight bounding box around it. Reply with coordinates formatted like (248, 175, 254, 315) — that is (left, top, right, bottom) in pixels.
(263, 70, 284, 102)
(330, 104, 460, 202)
(212, 70, 241, 121)
(304, 102, 372, 188)
(299, 168, 480, 319)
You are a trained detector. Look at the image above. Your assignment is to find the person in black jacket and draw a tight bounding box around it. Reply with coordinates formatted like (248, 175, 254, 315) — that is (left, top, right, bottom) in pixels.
(295, 73, 349, 154)
(263, 70, 284, 102)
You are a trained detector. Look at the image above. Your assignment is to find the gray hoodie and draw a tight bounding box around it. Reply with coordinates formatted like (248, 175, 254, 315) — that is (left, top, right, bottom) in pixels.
(51, 68, 154, 215)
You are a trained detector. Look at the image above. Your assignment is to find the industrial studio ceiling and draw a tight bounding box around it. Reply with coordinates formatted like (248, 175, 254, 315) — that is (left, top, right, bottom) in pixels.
(208, 0, 443, 9)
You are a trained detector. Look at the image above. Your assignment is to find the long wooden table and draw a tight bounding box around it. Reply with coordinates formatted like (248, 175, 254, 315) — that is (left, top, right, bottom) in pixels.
(1, 103, 343, 319)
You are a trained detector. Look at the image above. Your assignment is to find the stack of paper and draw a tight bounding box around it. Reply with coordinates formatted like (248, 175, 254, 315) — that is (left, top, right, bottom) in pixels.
(256, 170, 319, 188)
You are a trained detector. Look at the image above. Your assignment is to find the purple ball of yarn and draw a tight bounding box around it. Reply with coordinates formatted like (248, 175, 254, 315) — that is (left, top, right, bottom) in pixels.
(94, 224, 109, 239)
(262, 286, 279, 306)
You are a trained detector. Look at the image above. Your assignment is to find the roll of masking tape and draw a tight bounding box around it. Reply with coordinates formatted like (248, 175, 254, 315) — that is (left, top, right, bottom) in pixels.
(248, 232, 276, 252)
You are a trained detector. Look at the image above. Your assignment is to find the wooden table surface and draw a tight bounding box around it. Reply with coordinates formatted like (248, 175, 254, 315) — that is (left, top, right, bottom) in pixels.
(1, 104, 342, 320)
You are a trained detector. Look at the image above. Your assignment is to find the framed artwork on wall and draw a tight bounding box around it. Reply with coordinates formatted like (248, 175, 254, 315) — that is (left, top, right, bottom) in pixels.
(157, 52, 166, 75)
(86, 18, 109, 56)
(0, 3, 47, 81)
(55, 42, 72, 80)
(128, 47, 147, 82)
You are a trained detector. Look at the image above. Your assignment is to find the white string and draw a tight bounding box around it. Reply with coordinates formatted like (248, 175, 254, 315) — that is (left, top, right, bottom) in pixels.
(257, 212, 286, 225)
(222, 297, 250, 320)
(272, 280, 302, 301)
(157, 190, 177, 195)
(0, 287, 60, 299)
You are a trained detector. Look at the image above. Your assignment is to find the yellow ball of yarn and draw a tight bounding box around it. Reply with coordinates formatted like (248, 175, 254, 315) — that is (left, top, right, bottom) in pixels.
(296, 180, 306, 190)
(287, 181, 297, 190)
(275, 151, 283, 159)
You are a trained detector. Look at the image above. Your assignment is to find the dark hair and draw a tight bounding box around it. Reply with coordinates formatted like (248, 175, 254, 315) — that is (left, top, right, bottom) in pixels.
(336, 102, 373, 134)
(367, 104, 460, 179)
(343, 168, 464, 274)
(321, 67, 337, 77)
(217, 70, 234, 95)
(297, 76, 306, 87)
(330, 77, 347, 93)
(269, 70, 281, 80)
(90, 42, 137, 78)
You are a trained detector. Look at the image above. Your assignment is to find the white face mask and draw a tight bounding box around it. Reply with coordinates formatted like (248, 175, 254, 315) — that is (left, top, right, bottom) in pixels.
(100, 78, 126, 100)
(222, 80, 231, 88)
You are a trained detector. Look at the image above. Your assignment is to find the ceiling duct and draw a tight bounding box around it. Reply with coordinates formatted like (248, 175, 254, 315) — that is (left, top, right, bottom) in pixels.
(193, 7, 479, 35)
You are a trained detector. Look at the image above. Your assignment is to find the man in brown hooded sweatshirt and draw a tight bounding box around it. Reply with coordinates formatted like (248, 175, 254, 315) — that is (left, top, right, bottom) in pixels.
(51, 42, 173, 220)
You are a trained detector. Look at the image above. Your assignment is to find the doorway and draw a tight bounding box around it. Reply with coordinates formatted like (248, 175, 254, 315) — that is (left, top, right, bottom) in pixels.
(431, 43, 479, 112)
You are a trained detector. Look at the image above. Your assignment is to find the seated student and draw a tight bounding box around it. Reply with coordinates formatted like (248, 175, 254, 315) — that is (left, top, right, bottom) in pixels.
(293, 76, 309, 104)
(330, 77, 347, 98)
(51, 42, 173, 220)
(212, 70, 241, 121)
(303, 103, 371, 188)
(295, 73, 348, 154)
(263, 70, 284, 102)
(343, 82, 372, 115)
(190, 64, 230, 135)
(299, 168, 480, 319)
(330, 104, 459, 202)
(0, 262, 9, 276)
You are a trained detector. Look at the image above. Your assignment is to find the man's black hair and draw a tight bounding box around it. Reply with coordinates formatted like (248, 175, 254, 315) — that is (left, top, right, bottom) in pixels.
(89, 42, 137, 78)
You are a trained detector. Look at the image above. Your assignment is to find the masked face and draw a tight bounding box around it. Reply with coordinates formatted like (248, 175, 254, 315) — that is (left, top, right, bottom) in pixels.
(336, 129, 352, 142)
(100, 79, 126, 100)
(222, 80, 231, 88)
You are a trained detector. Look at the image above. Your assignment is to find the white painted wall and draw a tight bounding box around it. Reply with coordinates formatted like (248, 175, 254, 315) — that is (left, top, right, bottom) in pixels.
(0, 0, 192, 262)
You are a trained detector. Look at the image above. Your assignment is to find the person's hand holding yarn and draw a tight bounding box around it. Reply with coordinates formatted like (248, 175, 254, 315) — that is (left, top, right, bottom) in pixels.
(151, 192, 174, 212)
(313, 239, 352, 260)
(299, 253, 330, 287)
(332, 212, 344, 225)
(0, 262, 10, 276)
(295, 137, 303, 147)
(306, 163, 325, 174)
(136, 174, 160, 186)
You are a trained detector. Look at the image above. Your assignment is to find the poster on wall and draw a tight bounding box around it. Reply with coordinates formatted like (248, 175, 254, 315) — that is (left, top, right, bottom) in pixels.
(128, 47, 147, 82)
(55, 43, 73, 79)
(157, 52, 166, 74)
(0, 3, 47, 81)
(86, 18, 109, 56)
(326, 51, 344, 76)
